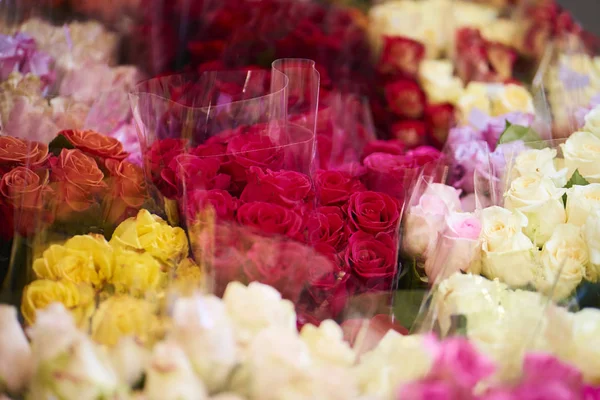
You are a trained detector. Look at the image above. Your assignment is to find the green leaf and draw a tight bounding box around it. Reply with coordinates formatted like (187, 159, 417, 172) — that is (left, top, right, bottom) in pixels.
(48, 134, 75, 156)
(564, 169, 590, 189)
(497, 123, 546, 149)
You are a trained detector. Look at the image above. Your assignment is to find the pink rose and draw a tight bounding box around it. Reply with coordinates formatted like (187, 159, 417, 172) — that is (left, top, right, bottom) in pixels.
(362, 152, 416, 201)
(236, 201, 303, 239)
(146, 138, 187, 197)
(345, 191, 400, 235)
(345, 231, 398, 290)
(161, 154, 230, 197)
(240, 167, 313, 209)
(314, 170, 366, 206)
(305, 206, 346, 250)
(361, 139, 406, 160)
(185, 189, 238, 222)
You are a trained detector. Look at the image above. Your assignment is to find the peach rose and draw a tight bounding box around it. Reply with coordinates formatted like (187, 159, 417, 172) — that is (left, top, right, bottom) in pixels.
(59, 129, 128, 160)
(0, 136, 48, 172)
(104, 159, 146, 224)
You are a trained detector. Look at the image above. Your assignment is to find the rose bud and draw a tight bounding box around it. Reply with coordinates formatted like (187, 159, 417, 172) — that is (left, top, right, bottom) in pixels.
(378, 36, 425, 78)
(390, 119, 428, 148)
(486, 42, 517, 81)
(425, 104, 455, 148)
(384, 80, 426, 119)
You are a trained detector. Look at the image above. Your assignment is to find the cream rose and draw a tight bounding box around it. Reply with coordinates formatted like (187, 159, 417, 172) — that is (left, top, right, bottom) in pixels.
(567, 309, 600, 383)
(457, 82, 492, 123)
(418, 60, 464, 105)
(536, 224, 587, 300)
(481, 19, 519, 47)
(583, 208, 600, 281)
(584, 105, 600, 137)
(480, 207, 540, 287)
(300, 320, 356, 368)
(561, 131, 600, 183)
(511, 148, 568, 188)
(108, 336, 150, 387)
(565, 184, 600, 226)
(504, 175, 567, 246)
(491, 84, 535, 116)
(0, 306, 32, 394)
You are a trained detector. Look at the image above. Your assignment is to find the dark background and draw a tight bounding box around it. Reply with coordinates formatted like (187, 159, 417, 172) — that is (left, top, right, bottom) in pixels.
(558, 0, 600, 37)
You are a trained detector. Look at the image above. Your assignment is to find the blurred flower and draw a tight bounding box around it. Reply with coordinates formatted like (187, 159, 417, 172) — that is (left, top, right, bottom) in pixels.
(418, 60, 464, 105)
(567, 309, 600, 383)
(300, 320, 355, 368)
(0, 305, 32, 394)
(377, 36, 425, 78)
(384, 79, 425, 119)
(0, 33, 54, 85)
(111, 248, 166, 296)
(108, 336, 150, 387)
(491, 84, 535, 116)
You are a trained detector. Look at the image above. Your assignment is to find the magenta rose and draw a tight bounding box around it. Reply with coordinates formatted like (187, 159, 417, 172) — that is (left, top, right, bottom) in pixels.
(362, 153, 415, 202)
(224, 131, 285, 192)
(185, 189, 238, 222)
(305, 206, 347, 250)
(236, 201, 303, 239)
(240, 166, 314, 210)
(147, 138, 187, 197)
(345, 231, 398, 290)
(161, 154, 230, 197)
(314, 169, 366, 206)
(190, 141, 228, 163)
(361, 139, 406, 160)
(345, 191, 400, 235)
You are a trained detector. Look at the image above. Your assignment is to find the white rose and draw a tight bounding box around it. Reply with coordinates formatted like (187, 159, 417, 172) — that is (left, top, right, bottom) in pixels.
(418, 60, 464, 105)
(223, 282, 296, 347)
(584, 105, 600, 137)
(108, 336, 150, 387)
(170, 294, 238, 392)
(353, 332, 437, 400)
(565, 184, 600, 226)
(504, 175, 567, 246)
(300, 320, 355, 368)
(511, 148, 569, 188)
(583, 208, 600, 281)
(561, 131, 600, 183)
(536, 224, 587, 300)
(567, 309, 600, 383)
(491, 84, 535, 116)
(27, 303, 81, 363)
(144, 340, 207, 400)
(480, 206, 528, 251)
(0, 305, 32, 393)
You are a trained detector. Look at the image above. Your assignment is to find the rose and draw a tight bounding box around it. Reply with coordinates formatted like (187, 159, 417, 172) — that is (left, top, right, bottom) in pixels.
(486, 43, 517, 80)
(536, 224, 587, 301)
(457, 82, 492, 123)
(406, 146, 443, 167)
(185, 189, 238, 222)
(361, 139, 405, 160)
(236, 201, 303, 239)
(362, 153, 415, 200)
(565, 184, 600, 226)
(146, 138, 186, 196)
(104, 159, 146, 224)
(561, 132, 600, 183)
(223, 282, 296, 346)
(21, 279, 95, 327)
(481, 207, 540, 288)
(0, 306, 32, 394)
(583, 208, 600, 281)
(504, 176, 567, 246)
(161, 154, 230, 197)
(424, 212, 482, 283)
(224, 131, 285, 190)
(49, 149, 107, 213)
(584, 105, 600, 136)
(170, 294, 238, 392)
(91, 295, 159, 347)
(32, 244, 101, 287)
(377, 36, 425, 78)
(108, 337, 150, 387)
(305, 206, 346, 250)
(345, 191, 400, 235)
(426, 103, 455, 147)
(567, 309, 600, 383)
(314, 170, 365, 206)
(491, 84, 535, 116)
(384, 79, 425, 119)
(240, 167, 313, 209)
(300, 320, 355, 368)
(511, 148, 569, 188)
(345, 231, 397, 290)
(58, 129, 128, 160)
(144, 340, 208, 400)
(111, 248, 166, 295)
(390, 120, 428, 148)
(0, 136, 48, 172)
(418, 60, 464, 105)
(0, 166, 51, 209)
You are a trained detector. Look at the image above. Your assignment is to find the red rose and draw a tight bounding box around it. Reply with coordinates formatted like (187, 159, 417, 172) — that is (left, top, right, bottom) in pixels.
(236, 201, 303, 239)
(147, 138, 187, 196)
(49, 149, 107, 214)
(345, 191, 400, 235)
(305, 206, 346, 250)
(361, 139, 405, 160)
(425, 104, 455, 148)
(378, 36, 425, 78)
(161, 154, 230, 198)
(390, 120, 428, 148)
(384, 80, 425, 119)
(190, 141, 228, 163)
(345, 230, 398, 289)
(486, 42, 517, 81)
(314, 170, 366, 206)
(362, 153, 416, 201)
(524, 22, 553, 60)
(59, 130, 128, 160)
(240, 167, 313, 209)
(185, 189, 238, 222)
(406, 146, 443, 166)
(224, 131, 285, 191)
(0, 136, 48, 173)
(316, 133, 333, 170)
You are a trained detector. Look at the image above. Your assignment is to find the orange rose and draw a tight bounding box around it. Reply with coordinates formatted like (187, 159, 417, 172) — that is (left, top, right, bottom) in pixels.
(0, 167, 51, 209)
(104, 159, 147, 224)
(0, 137, 49, 172)
(50, 149, 107, 213)
(59, 129, 128, 160)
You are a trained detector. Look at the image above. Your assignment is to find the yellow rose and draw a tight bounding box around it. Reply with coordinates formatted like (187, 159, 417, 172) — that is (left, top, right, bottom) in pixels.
(457, 82, 491, 123)
(32, 244, 100, 287)
(112, 248, 166, 296)
(172, 258, 204, 294)
(64, 234, 114, 281)
(21, 279, 95, 327)
(491, 84, 534, 116)
(111, 209, 189, 266)
(91, 295, 160, 346)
